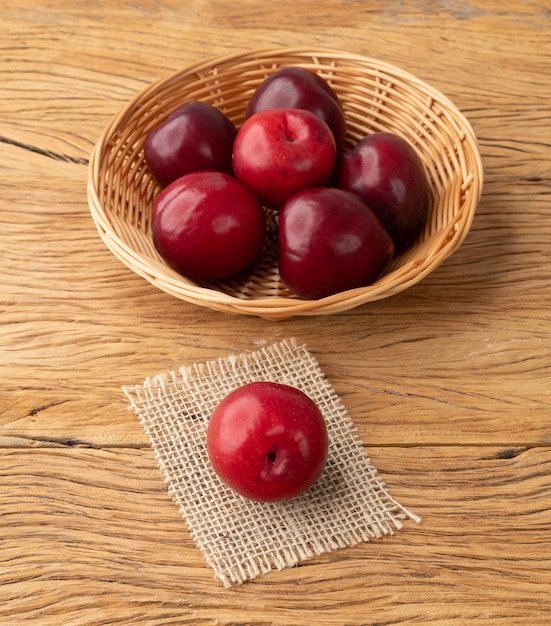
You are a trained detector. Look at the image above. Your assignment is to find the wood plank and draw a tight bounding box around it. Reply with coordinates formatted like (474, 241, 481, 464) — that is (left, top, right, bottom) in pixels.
(2, 0, 550, 447)
(2, 0, 550, 159)
(1, 446, 549, 624)
(2, 1, 551, 623)
(1, 159, 549, 446)
(3, 231, 550, 447)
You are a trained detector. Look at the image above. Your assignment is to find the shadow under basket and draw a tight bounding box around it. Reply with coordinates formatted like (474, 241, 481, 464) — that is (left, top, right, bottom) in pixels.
(87, 47, 483, 321)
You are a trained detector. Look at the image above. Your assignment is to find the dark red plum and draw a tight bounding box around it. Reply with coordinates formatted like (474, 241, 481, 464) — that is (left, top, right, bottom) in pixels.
(279, 187, 394, 299)
(233, 108, 336, 210)
(152, 171, 266, 281)
(333, 132, 430, 250)
(246, 67, 346, 146)
(207, 382, 328, 503)
(144, 101, 237, 187)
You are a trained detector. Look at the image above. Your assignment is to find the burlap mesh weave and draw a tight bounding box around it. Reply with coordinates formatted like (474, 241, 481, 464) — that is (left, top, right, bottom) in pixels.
(123, 338, 420, 588)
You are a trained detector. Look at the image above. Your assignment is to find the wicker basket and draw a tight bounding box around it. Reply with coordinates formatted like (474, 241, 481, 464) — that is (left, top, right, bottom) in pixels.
(87, 48, 483, 320)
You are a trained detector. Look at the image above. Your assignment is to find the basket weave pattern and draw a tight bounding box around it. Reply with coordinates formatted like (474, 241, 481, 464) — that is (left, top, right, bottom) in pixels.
(88, 48, 483, 320)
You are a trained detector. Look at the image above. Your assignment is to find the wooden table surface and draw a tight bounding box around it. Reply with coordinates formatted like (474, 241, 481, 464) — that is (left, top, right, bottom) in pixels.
(2, 1, 550, 624)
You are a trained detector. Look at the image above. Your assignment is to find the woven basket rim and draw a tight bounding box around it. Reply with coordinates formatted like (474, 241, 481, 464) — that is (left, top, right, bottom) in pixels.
(87, 47, 483, 320)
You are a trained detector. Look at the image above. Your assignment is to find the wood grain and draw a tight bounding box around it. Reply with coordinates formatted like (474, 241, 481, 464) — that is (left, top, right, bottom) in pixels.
(1, 0, 550, 623)
(1, 446, 549, 625)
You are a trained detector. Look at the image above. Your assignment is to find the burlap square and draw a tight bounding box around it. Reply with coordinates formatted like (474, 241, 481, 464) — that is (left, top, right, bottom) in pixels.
(123, 338, 420, 588)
